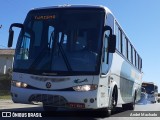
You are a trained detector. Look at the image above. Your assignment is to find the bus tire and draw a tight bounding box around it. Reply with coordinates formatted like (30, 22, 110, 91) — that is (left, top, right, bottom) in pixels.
(111, 86, 118, 110)
(105, 109, 111, 117)
(99, 108, 111, 117)
(100, 86, 118, 117)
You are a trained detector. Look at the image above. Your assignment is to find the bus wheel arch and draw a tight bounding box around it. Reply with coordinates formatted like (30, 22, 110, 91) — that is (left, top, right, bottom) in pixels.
(111, 85, 118, 109)
(108, 84, 118, 110)
(107, 85, 118, 115)
(100, 84, 118, 117)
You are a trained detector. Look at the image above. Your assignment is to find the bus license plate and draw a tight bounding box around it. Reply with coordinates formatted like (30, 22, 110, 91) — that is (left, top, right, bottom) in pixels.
(68, 103, 85, 109)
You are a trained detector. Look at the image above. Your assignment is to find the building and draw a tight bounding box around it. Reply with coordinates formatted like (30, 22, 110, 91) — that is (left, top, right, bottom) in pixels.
(0, 49, 15, 74)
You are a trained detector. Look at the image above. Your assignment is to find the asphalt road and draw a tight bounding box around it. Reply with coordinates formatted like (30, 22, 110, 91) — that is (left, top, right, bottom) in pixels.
(0, 99, 160, 120)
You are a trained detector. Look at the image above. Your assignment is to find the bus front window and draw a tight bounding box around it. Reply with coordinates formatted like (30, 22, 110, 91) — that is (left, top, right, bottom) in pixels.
(143, 84, 154, 94)
(14, 9, 105, 75)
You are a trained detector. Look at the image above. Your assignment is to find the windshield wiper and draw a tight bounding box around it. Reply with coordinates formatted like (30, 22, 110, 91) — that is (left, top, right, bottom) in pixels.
(57, 33, 72, 71)
(29, 31, 54, 70)
(29, 31, 72, 72)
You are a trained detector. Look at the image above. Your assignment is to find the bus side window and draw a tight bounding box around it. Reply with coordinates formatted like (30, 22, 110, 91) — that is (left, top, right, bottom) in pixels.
(128, 42, 132, 62)
(104, 35, 108, 49)
(122, 34, 127, 57)
(17, 32, 31, 60)
(115, 24, 119, 51)
(101, 31, 109, 74)
(132, 48, 136, 66)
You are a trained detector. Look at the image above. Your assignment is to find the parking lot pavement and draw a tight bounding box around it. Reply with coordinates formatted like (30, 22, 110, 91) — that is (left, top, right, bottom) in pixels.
(0, 99, 12, 109)
(0, 99, 42, 110)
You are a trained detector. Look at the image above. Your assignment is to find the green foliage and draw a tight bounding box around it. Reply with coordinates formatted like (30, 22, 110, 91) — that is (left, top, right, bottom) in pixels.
(0, 74, 11, 90)
(0, 90, 11, 99)
(0, 74, 11, 99)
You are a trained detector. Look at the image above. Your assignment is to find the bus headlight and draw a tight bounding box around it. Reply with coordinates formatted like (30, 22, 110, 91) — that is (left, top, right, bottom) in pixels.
(73, 84, 98, 91)
(11, 80, 28, 88)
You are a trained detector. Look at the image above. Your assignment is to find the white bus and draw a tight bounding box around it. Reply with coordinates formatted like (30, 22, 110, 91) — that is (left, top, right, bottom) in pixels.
(142, 82, 158, 103)
(8, 5, 142, 116)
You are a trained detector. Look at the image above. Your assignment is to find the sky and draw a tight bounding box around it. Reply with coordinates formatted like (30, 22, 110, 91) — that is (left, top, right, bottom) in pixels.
(0, 0, 160, 91)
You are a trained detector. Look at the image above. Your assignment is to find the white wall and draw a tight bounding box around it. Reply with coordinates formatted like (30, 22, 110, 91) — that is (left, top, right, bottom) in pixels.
(0, 55, 14, 74)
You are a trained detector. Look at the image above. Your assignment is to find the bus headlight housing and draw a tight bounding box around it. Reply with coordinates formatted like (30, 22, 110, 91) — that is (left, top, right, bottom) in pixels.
(11, 80, 28, 88)
(73, 84, 98, 91)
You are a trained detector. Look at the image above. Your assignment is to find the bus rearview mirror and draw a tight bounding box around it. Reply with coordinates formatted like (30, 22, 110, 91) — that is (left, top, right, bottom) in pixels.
(108, 35, 116, 53)
(8, 23, 24, 48)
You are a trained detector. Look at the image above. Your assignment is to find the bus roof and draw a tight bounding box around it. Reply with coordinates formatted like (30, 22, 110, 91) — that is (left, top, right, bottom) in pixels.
(142, 82, 157, 86)
(143, 82, 154, 84)
(32, 5, 113, 14)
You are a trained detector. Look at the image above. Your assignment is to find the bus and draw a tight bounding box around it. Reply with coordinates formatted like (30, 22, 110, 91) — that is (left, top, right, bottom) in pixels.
(142, 82, 158, 103)
(8, 5, 143, 116)
(137, 87, 148, 104)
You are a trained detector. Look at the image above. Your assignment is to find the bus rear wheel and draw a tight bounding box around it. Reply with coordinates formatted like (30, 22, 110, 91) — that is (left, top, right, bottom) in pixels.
(122, 93, 136, 110)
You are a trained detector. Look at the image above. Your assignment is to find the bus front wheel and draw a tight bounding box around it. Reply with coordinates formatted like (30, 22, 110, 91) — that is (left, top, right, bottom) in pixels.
(100, 86, 118, 117)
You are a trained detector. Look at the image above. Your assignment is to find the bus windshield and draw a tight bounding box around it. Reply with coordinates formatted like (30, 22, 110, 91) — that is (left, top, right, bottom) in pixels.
(142, 83, 154, 94)
(14, 9, 105, 75)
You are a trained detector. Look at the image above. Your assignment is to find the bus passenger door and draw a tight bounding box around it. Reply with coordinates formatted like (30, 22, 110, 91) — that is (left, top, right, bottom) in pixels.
(101, 31, 109, 74)
(99, 31, 110, 107)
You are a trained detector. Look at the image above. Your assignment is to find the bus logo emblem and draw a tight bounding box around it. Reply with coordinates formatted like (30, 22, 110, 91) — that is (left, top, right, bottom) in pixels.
(46, 82, 52, 88)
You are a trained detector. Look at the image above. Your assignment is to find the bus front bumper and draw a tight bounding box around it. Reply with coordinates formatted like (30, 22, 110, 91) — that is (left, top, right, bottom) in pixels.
(11, 86, 104, 109)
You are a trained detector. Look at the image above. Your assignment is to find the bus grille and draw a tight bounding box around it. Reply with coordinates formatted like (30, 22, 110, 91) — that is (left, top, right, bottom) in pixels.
(28, 94, 68, 107)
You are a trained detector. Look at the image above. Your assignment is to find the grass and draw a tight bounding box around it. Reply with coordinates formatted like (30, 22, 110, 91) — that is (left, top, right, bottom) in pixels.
(0, 95, 11, 99)
(0, 74, 12, 99)
(0, 90, 11, 99)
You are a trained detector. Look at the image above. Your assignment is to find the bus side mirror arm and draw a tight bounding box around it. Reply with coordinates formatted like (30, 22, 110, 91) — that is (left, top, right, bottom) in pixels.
(8, 29, 14, 47)
(8, 23, 24, 47)
(104, 26, 116, 53)
(104, 26, 113, 35)
(100, 73, 108, 78)
(108, 35, 116, 53)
